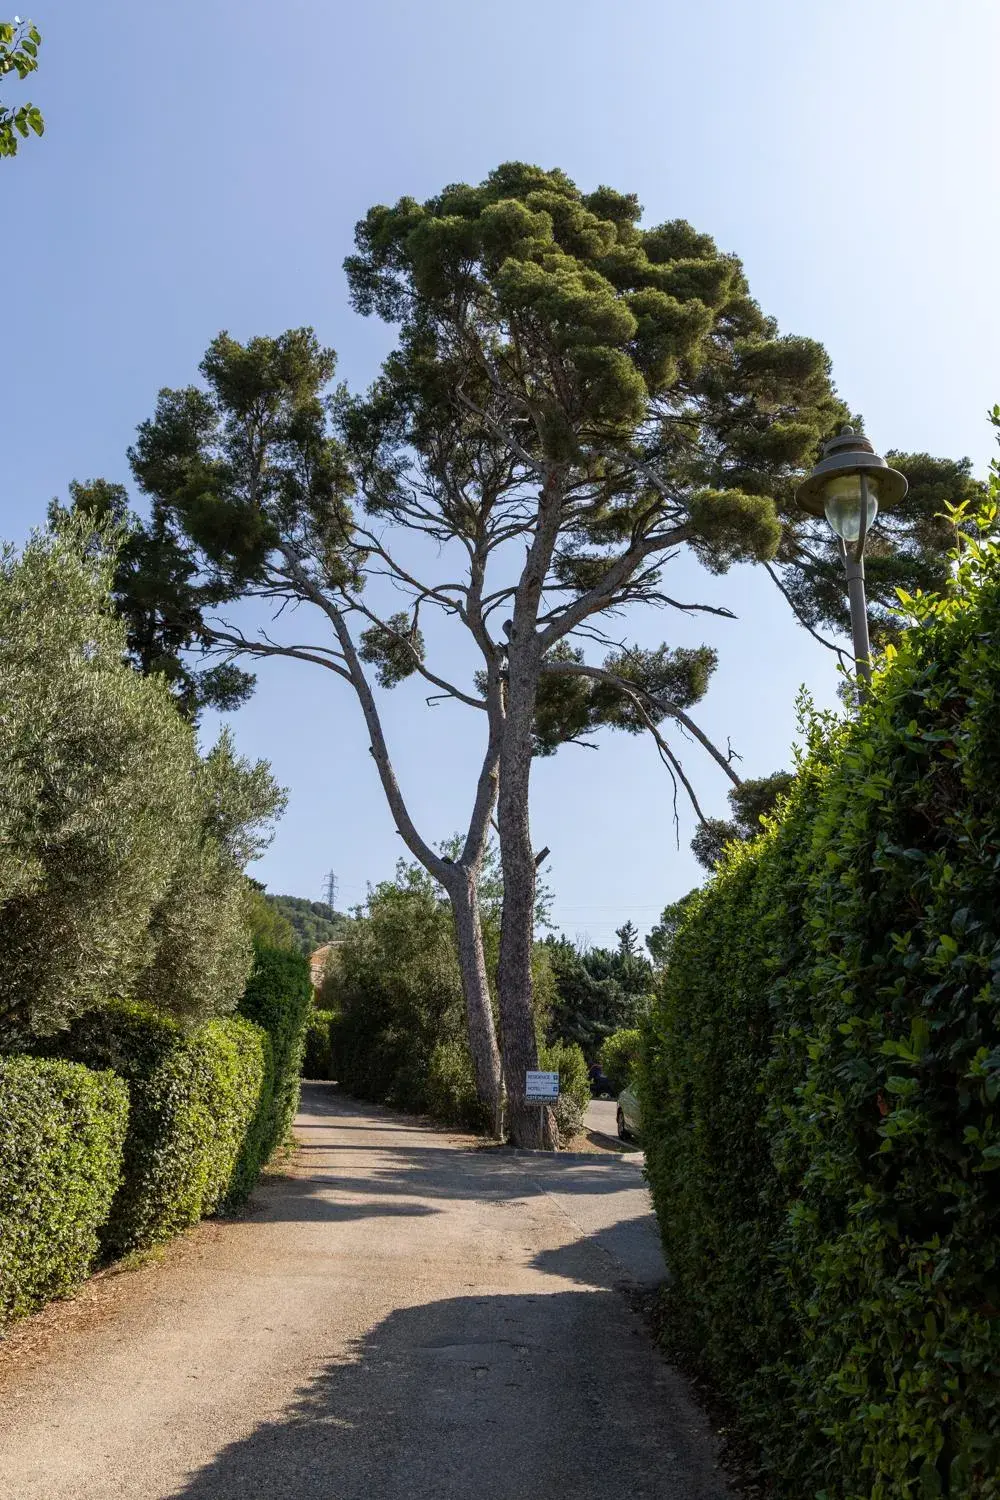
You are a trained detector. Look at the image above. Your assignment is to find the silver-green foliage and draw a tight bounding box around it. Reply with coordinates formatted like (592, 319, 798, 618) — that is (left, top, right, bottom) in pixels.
(0, 524, 283, 1045)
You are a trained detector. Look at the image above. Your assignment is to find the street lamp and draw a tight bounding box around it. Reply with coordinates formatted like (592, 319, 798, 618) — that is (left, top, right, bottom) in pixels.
(796, 427, 907, 696)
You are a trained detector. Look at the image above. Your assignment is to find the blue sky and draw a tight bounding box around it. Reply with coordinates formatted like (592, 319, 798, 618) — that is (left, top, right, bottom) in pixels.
(6, 0, 1000, 943)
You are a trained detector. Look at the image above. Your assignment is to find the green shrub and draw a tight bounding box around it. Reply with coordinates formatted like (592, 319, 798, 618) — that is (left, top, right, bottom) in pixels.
(641, 517, 1000, 1498)
(0, 524, 284, 1051)
(302, 1009, 336, 1079)
(320, 854, 556, 1133)
(0, 1057, 128, 1324)
(238, 941, 312, 1155)
(326, 865, 470, 1117)
(43, 1001, 272, 1254)
(599, 1027, 642, 1094)
(539, 1038, 590, 1141)
(425, 1037, 484, 1130)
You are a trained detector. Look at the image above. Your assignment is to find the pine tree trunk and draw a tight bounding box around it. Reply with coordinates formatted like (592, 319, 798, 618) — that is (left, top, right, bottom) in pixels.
(446, 869, 503, 1138)
(496, 660, 557, 1150)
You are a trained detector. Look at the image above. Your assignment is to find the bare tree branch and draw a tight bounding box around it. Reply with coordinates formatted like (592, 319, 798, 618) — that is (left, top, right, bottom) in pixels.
(536, 523, 694, 649)
(763, 561, 852, 667)
(344, 594, 487, 710)
(206, 626, 353, 680)
(541, 658, 743, 788)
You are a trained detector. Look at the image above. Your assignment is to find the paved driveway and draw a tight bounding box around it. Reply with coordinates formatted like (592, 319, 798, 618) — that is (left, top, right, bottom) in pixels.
(0, 1084, 728, 1500)
(586, 1096, 621, 1140)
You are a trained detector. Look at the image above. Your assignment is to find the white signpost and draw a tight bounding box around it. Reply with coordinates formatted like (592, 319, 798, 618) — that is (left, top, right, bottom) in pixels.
(525, 1070, 559, 1141)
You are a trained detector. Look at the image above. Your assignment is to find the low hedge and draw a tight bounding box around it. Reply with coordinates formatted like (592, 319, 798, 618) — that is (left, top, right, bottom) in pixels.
(642, 525, 1000, 1498)
(238, 941, 312, 1156)
(0, 1057, 129, 1324)
(44, 1001, 272, 1254)
(302, 1009, 336, 1080)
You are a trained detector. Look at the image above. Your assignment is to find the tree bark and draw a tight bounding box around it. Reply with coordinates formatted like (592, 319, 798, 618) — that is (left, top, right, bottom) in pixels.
(495, 477, 564, 1149)
(321, 600, 507, 1135)
(443, 866, 503, 1137)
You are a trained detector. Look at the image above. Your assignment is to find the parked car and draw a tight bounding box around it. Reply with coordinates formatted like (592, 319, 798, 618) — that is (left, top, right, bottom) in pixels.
(587, 1062, 615, 1099)
(617, 1083, 641, 1142)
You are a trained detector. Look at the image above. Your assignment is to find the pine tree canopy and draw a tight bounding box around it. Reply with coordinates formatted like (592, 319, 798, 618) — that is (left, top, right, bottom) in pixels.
(61, 164, 980, 897)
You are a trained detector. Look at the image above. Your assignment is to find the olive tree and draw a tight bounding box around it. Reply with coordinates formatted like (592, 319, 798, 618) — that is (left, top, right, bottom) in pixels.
(0, 521, 282, 1047)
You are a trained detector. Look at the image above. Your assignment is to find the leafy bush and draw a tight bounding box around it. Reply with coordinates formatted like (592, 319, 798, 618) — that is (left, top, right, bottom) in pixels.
(599, 1028, 642, 1094)
(642, 510, 1000, 1498)
(0, 1057, 128, 1324)
(539, 1038, 591, 1142)
(425, 1037, 484, 1130)
(0, 523, 283, 1049)
(132, 732, 283, 1028)
(302, 1009, 336, 1079)
(42, 1001, 272, 1254)
(542, 928, 653, 1055)
(238, 942, 313, 1155)
(325, 856, 557, 1132)
(327, 864, 472, 1116)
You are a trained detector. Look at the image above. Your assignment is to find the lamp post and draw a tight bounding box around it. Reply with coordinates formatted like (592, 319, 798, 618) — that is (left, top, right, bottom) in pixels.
(796, 427, 907, 697)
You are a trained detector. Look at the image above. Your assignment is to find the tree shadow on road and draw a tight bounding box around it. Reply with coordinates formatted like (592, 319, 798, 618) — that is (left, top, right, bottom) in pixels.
(260, 1146, 649, 1214)
(163, 1279, 729, 1500)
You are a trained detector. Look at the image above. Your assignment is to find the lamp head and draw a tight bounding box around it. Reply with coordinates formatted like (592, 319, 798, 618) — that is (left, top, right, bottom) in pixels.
(796, 427, 908, 543)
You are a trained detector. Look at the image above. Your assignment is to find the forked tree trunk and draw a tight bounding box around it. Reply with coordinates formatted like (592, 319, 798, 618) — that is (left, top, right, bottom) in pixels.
(445, 867, 503, 1138)
(328, 603, 505, 1136)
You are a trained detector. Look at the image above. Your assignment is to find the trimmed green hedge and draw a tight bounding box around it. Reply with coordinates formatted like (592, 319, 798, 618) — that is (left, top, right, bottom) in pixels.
(45, 1002, 272, 1254)
(0, 1057, 129, 1324)
(238, 942, 313, 1155)
(302, 1009, 336, 1079)
(642, 527, 1000, 1498)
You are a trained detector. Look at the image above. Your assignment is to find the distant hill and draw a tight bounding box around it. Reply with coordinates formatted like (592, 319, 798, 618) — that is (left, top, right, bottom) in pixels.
(264, 894, 350, 955)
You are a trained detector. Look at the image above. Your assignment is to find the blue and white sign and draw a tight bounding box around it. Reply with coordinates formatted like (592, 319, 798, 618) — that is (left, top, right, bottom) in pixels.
(525, 1069, 560, 1101)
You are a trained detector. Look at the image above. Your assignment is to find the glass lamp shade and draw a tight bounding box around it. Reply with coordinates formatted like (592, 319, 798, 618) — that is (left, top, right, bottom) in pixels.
(822, 472, 879, 543)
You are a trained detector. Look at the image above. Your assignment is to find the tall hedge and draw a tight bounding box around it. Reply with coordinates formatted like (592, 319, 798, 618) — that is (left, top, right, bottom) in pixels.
(0, 1057, 129, 1324)
(642, 521, 1000, 1499)
(44, 1002, 272, 1254)
(238, 942, 312, 1156)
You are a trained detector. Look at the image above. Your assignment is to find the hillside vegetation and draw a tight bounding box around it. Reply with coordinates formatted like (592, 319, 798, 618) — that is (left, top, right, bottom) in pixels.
(264, 895, 350, 954)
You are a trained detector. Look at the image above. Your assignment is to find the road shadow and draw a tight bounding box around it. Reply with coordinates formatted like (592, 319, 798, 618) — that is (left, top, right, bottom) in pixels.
(163, 1283, 730, 1500)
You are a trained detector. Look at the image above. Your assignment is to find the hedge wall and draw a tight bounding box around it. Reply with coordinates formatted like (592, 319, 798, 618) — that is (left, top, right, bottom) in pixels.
(238, 942, 312, 1156)
(642, 528, 1000, 1498)
(45, 1002, 272, 1255)
(0, 1057, 129, 1324)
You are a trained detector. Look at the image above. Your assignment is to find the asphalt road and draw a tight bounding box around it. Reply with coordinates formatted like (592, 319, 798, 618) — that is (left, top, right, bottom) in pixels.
(0, 1084, 729, 1500)
(586, 1096, 623, 1141)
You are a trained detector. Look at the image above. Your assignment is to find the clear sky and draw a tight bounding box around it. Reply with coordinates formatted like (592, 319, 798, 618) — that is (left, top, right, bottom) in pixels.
(6, 0, 1000, 942)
